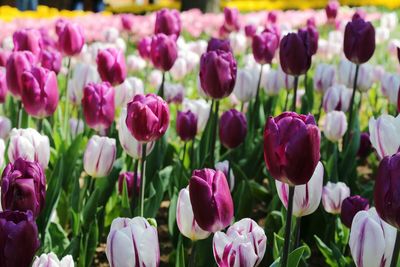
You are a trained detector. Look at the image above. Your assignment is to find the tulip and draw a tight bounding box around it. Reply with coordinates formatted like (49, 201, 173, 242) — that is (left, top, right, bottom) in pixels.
(0, 50, 10, 67)
(149, 70, 162, 88)
(118, 172, 140, 198)
(215, 160, 235, 191)
(267, 11, 278, 24)
(137, 37, 152, 60)
(40, 49, 62, 74)
(154, 8, 181, 39)
(349, 208, 396, 267)
(182, 98, 211, 133)
(69, 118, 84, 138)
(325, 1, 339, 22)
(83, 135, 116, 178)
(207, 38, 232, 53)
(323, 111, 348, 142)
(57, 22, 85, 56)
(263, 67, 292, 96)
(276, 161, 323, 217)
(21, 66, 59, 118)
(264, 112, 320, 185)
(279, 33, 311, 76)
(13, 28, 42, 58)
(0, 210, 40, 267)
(223, 7, 240, 32)
(126, 54, 146, 72)
(150, 33, 178, 72)
(352, 9, 366, 21)
(369, 114, 400, 159)
(313, 63, 336, 93)
(82, 82, 115, 131)
(8, 128, 50, 169)
(0, 68, 7, 103)
(32, 253, 74, 267)
(340, 195, 369, 228)
(381, 12, 398, 30)
(164, 83, 184, 104)
(126, 93, 170, 143)
(219, 109, 247, 149)
(96, 48, 127, 86)
(106, 217, 160, 267)
(323, 84, 352, 113)
(322, 182, 350, 214)
(114, 77, 144, 107)
(381, 72, 400, 105)
(213, 218, 267, 267)
(121, 14, 134, 31)
(176, 110, 197, 141)
(298, 25, 319, 56)
(170, 57, 188, 81)
(176, 187, 211, 241)
(244, 24, 257, 38)
(6, 51, 35, 98)
(307, 17, 316, 28)
(358, 132, 372, 158)
(344, 17, 375, 65)
(0, 116, 11, 139)
(233, 68, 257, 102)
(252, 31, 279, 65)
(68, 63, 100, 105)
(189, 168, 234, 232)
(199, 50, 237, 99)
(339, 59, 373, 91)
(0, 139, 4, 168)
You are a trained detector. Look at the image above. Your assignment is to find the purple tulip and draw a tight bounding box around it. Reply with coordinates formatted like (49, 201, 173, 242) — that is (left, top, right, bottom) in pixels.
(154, 8, 181, 39)
(0, 69, 7, 103)
(21, 66, 59, 118)
(176, 110, 197, 141)
(352, 9, 367, 21)
(264, 112, 321, 185)
(121, 14, 134, 31)
(0, 210, 40, 267)
(189, 168, 234, 232)
(252, 31, 279, 65)
(199, 50, 237, 99)
(223, 7, 240, 32)
(279, 33, 311, 76)
(307, 17, 316, 28)
(219, 109, 247, 149)
(39, 27, 57, 50)
(40, 49, 62, 74)
(325, 1, 339, 21)
(207, 37, 232, 53)
(244, 24, 257, 38)
(150, 33, 178, 72)
(267, 11, 278, 24)
(340, 195, 369, 228)
(1, 158, 46, 218)
(138, 37, 152, 60)
(126, 93, 170, 143)
(358, 132, 372, 158)
(0, 50, 10, 67)
(57, 22, 85, 56)
(13, 28, 42, 59)
(82, 82, 115, 131)
(118, 172, 140, 198)
(343, 17, 375, 65)
(96, 48, 127, 86)
(6, 51, 35, 98)
(298, 25, 319, 56)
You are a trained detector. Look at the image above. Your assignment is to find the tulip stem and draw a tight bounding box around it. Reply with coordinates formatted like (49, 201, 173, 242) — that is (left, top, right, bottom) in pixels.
(281, 185, 295, 267)
(139, 144, 147, 217)
(180, 142, 187, 185)
(391, 230, 400, 267)
(284, 90, 289, 111)
(75, 107, 82, 137)
(158, 72, 165, 99)
(292, 76, 299, 112)
(17, 101, 22, 128)
(316, 95, 323, 123)
(63, 57, 72, 140)
(37, 118, 43, 133)
(190, 139, 195, 169)
(131, 158, 139, 215)
(189, 241, 197, 267)
(345, 64, 360, 147)
(210, 100, 220, 165)
(294, 217, 301, 249)
(253, 64, 264, 130)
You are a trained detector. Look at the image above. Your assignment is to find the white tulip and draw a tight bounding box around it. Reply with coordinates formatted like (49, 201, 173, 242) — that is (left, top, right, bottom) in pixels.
(83, 135, 116, 177)
(369, 114, 400, 159)
(322, 182, 350, 214)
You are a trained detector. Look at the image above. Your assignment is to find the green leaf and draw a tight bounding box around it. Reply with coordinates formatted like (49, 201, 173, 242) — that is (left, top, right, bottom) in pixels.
(175, 235, 185, 267)
(85, 218, 99, 267)
(82, 188, 100, 226)
(144, 166, 172, 218)
(168, 188, 179, 236)
(233, 180, 253, 219)
(273, 233, 284, 260)
(287, 246, 307, 267)
(248, 180, 269, 200)
(43, 222, 70, 255)
(269, 258, 280, 267)
(314, 235, 338, 267)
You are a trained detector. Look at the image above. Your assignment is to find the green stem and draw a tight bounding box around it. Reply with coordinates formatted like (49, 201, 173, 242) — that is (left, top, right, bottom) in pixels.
(292, 76, 299, 112)
(17, 101, 22, 128)
(283, 90, 289, 111)
(253, 64, 264, 129)
(63, 57, 72, 139)
(294, 217, 301, 249)
(210, 100, 220, 165)
(281, 186, 295, 267)
(37, 118, 43, 133)
(189, 241, 197, 267)
(130, 159, 139, 216)
(139, 143, 147, 217)
(180, 142, 187, 184)
(345, 64, 360, 147)
(391, 230, 400, 267)
(158, 72, 165, 99)
(190, 138, 195, 169)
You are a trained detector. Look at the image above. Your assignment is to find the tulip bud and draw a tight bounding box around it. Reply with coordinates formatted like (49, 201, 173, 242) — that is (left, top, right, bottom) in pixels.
(223, 7, 240, 32)
(164, 83, 184, 104)
(0, 50, 10, 67)
(176, 187, 211, 241)
(114, 77, 144, 107)
(40, 49, 62, 74)
(118, 172, 140, 198)
(215, 160, 235, 191)
(82, 82, 115, 131)
(349, 208, 396, 267)
(121, 14, 134, 31)
(213, 218, 267, 267)
(339, 59, 373, 91)
(6, 51, 35, 98)
(323, 111, 348, 142)
(68, 63, 100, 105)
(106, 217, 160, 267)
(189, 168, 234, 232)
(150, 33, 178, 72)
(340, 195, 369, 228)
(344, 17, 375, 64)
(307, 17, 316, 28)
(323, 84, 352, 113)
(369, 114, 400, 159)
(8, 128, 50, 169)
(84, 135, 116, 178)
(155, 8, 181, 39)
(57, 22, 85, 56)
(182, 98, 211, 133)
(96, 48, 127, 86)
(244, 24, 257, 38)
(233, 68, 257, 102)
(267, 11, 278, 24)
(69, 118, 84, 138)
(0, 68, 7, 103)
(0, 116, 11, 140)
(358, 132, 372, 158)
(137, 37, 152, 60)
(207, 38, 232, 53)
(219, 109, 247, 149)
(381, 72, 400, 105)
(264, 112, 321, 185)
(279, 33, 311, 76)
(32, 253, 74, 267)
(176, 110, 197, 141)
(13, 28, 42, 58)
(325, 1, 339, 21)
(252, 31, 279, 65)
(322, 182, 350, 214)
(298, 25, 319, 56)
(170, 57, 187, 81)
(126, 54, 146, 72)
(313, 63, 336, 93)
(0, 210, 40, 267)
(263, 69, 280, 96)
(276, 161, 323, 217)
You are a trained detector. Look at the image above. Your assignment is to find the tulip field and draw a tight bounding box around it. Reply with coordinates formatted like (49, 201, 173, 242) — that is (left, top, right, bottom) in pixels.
(1, 1, 400, 267)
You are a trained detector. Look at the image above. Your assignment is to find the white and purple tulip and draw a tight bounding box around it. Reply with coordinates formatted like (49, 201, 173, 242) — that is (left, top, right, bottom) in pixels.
(369, 114, 400, 159)
(83, 135, 116, 178)
(322, 182, 350, 214)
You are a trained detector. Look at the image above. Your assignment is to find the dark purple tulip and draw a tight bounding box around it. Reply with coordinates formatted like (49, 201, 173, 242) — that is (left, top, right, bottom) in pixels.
(252, 31, 279, 65)
(218, 25, 230, 39)
(154, 8, 181, 39)
(325, 1, 339, 21)
(397, 46, 400, 64)
(264, 25, 281, 45)
(267, 11, 278, 24)
(264, 112, 321, 185)
(13, 28, 42, 59)
(298, 25, 319, 56)
(40, 49, 62, 74)
(223, 7, 240, 32)
(138, 36, 152, 60)
(6, 51, 35, 98)
(279, 33, 311, 76)
(118, 172, 140, 198)
(199, 50, 237, 99)
(176, 110, 197, 141)
(1, 158, 46, 218)
(244, 24, 257, 38)
(352, 9, 367, 21)
(0, 50, 10, 67)
(340, 195, 369, 228)
(207, 37, 232, 53)
(0, 69, 7, 103)
(374, 152, 400, 228)
(189, 168, 234, 232)
(0, 210, 39, 267)
(343, 18, 375, 65)
(219, 109, 247, 149)
(307, 17, 316, 28)
(96, 48, 127, 86)
(150, 33, 178, 72)
(57, 22, 85, 56)
(121, 14, 134, 31)
(358, 132, 372, 158)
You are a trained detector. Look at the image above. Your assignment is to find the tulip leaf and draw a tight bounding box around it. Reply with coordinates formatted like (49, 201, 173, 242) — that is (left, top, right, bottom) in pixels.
(175, 235, 185, 267)
(82, 188, 100, 226)
(248, 180, 269, 201)
(300, 74, 314, 114)
(340, 112, 360, 183)
(233, 180, 253, 219)
(168, 188, 179, 236)
(85, 217, 99, 267)
(314, 235, 339, 267)
(273, 233, 284, 260)
(269, 258, 280, 267)
(287, 245, 307, 267)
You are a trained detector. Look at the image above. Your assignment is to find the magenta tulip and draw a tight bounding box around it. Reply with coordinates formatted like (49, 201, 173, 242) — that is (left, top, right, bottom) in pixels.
(138, 37, 152, 60)
(96, 48, 127, 86)
(6, 51, 35, 98)
(207, 37, 232, 53)
(40, 49, 62, 74)
(252, 31, 279, 64)
(154, 8, 181, 39)
(150, 33, 178, 72)
(219, 109, 247, 149)
(13, 28, 42, 59)
(57, 22, 85, 56)
(176, 110, 197, 141)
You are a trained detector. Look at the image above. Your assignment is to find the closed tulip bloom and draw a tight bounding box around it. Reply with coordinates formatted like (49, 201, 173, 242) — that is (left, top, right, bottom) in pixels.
(164, 83, 184, 104)
(339, 59, 373, 91)
(252, 31, 279, 65)
(1, 158, 46, 218)
(150, 33, 178, 72)
(32, 253, 74, 267)
(0, 116, 11, 140)
(199, 50, 237, 99)
(325, 1, 339, 21)
(82, 82, 115, 131)
(369, 114, 400, 159)
(219, 109, 247, 149)
(84, 135, 116, 178)
(0, 139, 4, 168)
(215, 160, 235, 191)
(40, 49, 62, 74)
(358, 132, 372, 158)
(13, 28, 42, 58)
(114, 77, 144, 107)
(138, 37, 152, 60)
(126, 93, 170, 143)
(68, 63, 100, 105)
(155, 8, 181, 39)
(314, 63, 336, 93)
(279, 33, 311, 76)
(322, 182, 350, 214)
(264, 112, 320, 185)
(96, 48, 127, 86)
(381, 72, 400, 105)
(121, 14, 134, 31)
(170, 57, 188, 81)
(126, 54, 146, 72)
(233, 68, 257, 102)
(223, 7, 240, 32)
(323, 111, 348, 142)
(0, 68, 7, 103)
(340, 195, 369, 228)
(182, 98, 211, 133)
(323, 84, 352, 112)
(6, 51, 35, 98)
(0, 50, 10, 67)
(118, 172, 140, 198)
(177, 187, 211, 241)
(189, 168, 234, 232)
(21, 66, 59, 118)
(298, 25, 319, 56)
(69, 118, 84, 138)
(267, 11, 278, 24)
(8, 128, 50, 169)
(276, 162, 323, 217)
(349, 208, 396, 267)
(344, 18, 375, 64)
(207, 38, 232, 53)
(0, 210, 40, 267)
(176, 110, 197, 141)
(106, 217, 160, 267)
(245, 24, 257, 38)
(57, 22, 85, 56)
(213, 218, 267, 267)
